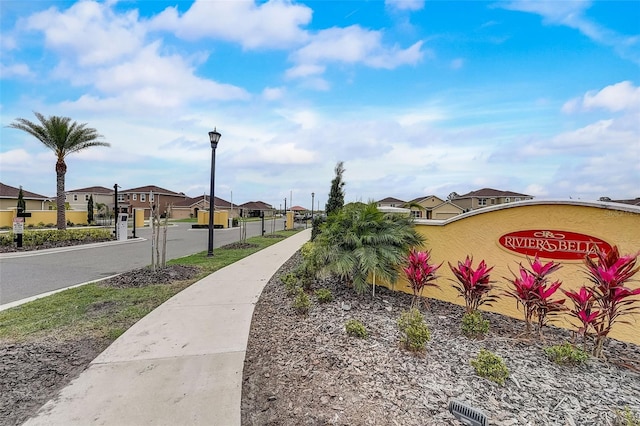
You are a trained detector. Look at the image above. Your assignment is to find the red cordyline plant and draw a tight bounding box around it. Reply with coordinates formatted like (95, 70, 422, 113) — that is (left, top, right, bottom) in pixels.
(562, 286, 598, 349)
(504, 256, 566, 337)
(570, 245, 640, 358)
(448, 256, 498, 314)
(404, 249, 441, 308)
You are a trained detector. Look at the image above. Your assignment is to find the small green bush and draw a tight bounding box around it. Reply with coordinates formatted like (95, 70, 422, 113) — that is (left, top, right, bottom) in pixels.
(281, 272, 300, 295)
(544, 342, 589, 365)
(345, 319, 368, 338)
(615, 406, 640, 426)
(314, 288, 333, 303)
(398, 308, 431, 352)
(471, 349, 509, 385)
(461, 311, 490, 338)
(37, 222, 45, 227)
(292, 288, 311, 315)
(0, 228, 112, 247)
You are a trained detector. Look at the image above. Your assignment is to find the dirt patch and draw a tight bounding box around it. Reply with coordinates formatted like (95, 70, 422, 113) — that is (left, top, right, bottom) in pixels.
(222, 242, 260, 250)
(241, 252, 640, 425)
(99, 265, 201, 288)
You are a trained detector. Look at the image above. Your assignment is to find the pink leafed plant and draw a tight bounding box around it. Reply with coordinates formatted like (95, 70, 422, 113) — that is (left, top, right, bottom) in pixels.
(504, 256, 565, 336)
(403, 249, 441, 309)
(563, 286, 598, 348)
(448, 256, 498, 314)
(579, 245, 640, 358)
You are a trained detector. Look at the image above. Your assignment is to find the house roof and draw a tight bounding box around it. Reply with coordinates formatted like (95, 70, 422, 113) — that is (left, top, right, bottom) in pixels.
(290, 205, 307, 211)
(455, 188, 531, 198)
(0, 182, 50, 200)
(120, 185, 185, 196)
(239, 201, 273, 210)
(407, 195, 443, 204)
(432, 200, 465, 212)
(66, 186, 113, 194)
(377, 197, 406, 204)
(172, 195, 232, 208)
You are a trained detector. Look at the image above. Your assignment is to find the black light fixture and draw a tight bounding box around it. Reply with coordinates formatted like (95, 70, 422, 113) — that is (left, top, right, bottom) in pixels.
(207, 128, 222, 257)
(311, 192, 315, 222)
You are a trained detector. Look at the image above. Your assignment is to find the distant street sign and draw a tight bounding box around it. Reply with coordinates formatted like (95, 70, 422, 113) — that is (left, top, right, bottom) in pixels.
(13, 217, 24, 234)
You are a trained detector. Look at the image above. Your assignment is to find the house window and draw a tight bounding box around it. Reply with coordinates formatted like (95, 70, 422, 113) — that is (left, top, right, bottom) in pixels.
(117, 194, 125, 202)
(132, 194, 137, 201)
(478, 198, 487, 206)
(85, 194, 90, 201)
(411, 211, 422, 219)
(505, 198, 510, 203)
(73, 195, 78, 201)
(515, 197, 521, 202)
(490, 198, 496, 204)
(141, 194, 146, 202)
(150, 193, 154, 201)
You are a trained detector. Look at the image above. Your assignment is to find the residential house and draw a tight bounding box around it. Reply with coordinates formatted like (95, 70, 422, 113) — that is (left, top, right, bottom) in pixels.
(0, 182, 52, 211)
(239, 201, 275, 218)
(171, 195, 235, 220)
(406, 195, 445, 219)
(451, 188, 533, 211)
(119, 185, 189, 218)
(65, 186, 114, 213)
(608, 197, 640, 206)
(377, 197, 406, 209)
(430, 201, 465, 219)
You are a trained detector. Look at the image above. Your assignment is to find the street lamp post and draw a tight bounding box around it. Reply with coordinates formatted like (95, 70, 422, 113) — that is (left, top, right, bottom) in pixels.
(207, 128, 222, 257)
(311, 192, 314, 222)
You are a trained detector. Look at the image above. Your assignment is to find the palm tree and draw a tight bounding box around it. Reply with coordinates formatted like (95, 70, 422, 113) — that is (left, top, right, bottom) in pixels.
(8, 112, 109, 229)
(313, 202, 424, 296)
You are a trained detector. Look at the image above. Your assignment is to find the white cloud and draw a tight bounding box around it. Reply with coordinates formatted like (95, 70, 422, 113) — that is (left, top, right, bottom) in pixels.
(450, 58, 465, 70)
(564, 81, 640, 113)
(385, 0, 425, 12)
(26, 1, 145, 66)
(230, 142, 315, 166)
(262, 87, 285, 101)
(148, 0, 312, 49)
(502, 0, 640, 64)
(0, 63, 33, 78)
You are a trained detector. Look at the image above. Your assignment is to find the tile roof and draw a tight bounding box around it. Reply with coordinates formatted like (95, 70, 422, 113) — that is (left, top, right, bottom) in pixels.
(0, 182, 50, 199)
(120, 185, 185, 196)
(172, 195, 232, 208)
(239, 201, 273, 210)
(611, 197, 640, 206)
(66, 186, 113, 194)
(407, 195, 442, 204)
(377, 197, 406, 204)
(456, 188, 531, 198)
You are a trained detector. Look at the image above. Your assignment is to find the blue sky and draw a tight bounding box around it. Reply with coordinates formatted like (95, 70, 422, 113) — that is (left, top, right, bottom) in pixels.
(1, 0, 638, 209)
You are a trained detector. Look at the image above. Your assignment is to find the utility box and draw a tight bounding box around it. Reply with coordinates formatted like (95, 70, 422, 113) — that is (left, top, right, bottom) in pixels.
(117, 213, 128, 241)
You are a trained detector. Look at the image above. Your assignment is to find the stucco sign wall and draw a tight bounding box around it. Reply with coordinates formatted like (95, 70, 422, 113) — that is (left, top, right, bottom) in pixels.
(498, 229, 613, 261)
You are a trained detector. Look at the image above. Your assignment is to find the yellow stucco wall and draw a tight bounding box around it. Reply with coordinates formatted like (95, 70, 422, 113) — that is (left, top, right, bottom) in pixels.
(135, 209, 145, 228)
(0, 210, 90, 227)
(286, 212, 295, 230)
(197, 210, 228, 228)
(387, 201, 640, 345)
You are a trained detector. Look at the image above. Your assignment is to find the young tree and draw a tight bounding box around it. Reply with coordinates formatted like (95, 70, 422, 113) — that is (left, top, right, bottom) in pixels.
(325, 161, 345, 216)
(87, 195, 94, 224)
(8, 112, 109, 229)
(17, 186, 26, 211)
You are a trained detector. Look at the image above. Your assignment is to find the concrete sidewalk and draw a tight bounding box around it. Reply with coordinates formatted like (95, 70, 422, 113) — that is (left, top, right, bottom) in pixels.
(24, 229, 311, 426)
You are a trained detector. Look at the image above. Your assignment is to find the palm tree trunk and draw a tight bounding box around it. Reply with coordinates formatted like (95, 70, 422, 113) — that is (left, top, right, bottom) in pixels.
(56, 160, 67, 230)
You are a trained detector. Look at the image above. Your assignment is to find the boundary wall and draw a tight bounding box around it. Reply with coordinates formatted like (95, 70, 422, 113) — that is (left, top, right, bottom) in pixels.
(384, 200, 640, 345)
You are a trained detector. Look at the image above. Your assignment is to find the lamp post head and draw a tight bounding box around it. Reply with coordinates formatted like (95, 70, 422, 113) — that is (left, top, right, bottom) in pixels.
(209, 128, 222, 149)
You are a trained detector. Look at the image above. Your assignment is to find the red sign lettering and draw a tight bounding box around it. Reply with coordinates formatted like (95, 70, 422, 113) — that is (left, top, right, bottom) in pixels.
(498, 230, 612, 261)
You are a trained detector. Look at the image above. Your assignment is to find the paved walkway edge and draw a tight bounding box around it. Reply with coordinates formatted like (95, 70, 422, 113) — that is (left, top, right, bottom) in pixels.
(24, 229, 311, 426)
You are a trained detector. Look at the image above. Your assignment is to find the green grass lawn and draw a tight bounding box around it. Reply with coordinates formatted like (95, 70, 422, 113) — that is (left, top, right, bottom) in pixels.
(0, 230, 299, 343)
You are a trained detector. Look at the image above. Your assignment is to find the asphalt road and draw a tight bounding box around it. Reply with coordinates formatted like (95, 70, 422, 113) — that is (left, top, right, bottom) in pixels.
(0, 219, 287, 305)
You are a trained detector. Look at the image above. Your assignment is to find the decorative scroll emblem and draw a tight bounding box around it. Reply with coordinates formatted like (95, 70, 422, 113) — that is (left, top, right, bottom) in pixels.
(498, 230, 612, 261)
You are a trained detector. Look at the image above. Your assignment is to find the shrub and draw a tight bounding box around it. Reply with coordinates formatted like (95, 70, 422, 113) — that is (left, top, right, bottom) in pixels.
(569, 246, 640, 358)
(404, 249, 441, 308)
(461, 311, 489, 338)
(449, 256, 498, 314)
(281, 272, 300, 295)
(543, 342, 589, 365)
(315, 288, 333, 303)
(345, 319, 368, 338)
(504, 256, 565, 337)
(398, 308, 431, 352)
(0, 228, 112, 247)
(37, 222, 45, 227)
(471, 349, 509, 385)
(292, 288, 311, 315)
(615, 406, 640, 426)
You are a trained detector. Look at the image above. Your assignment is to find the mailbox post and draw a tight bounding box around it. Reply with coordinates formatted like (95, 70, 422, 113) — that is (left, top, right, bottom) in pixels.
(14, 207, 31, 248)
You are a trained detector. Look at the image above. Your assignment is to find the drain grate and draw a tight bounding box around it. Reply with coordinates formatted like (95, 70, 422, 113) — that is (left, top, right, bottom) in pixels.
(448, 400, 488, 426)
